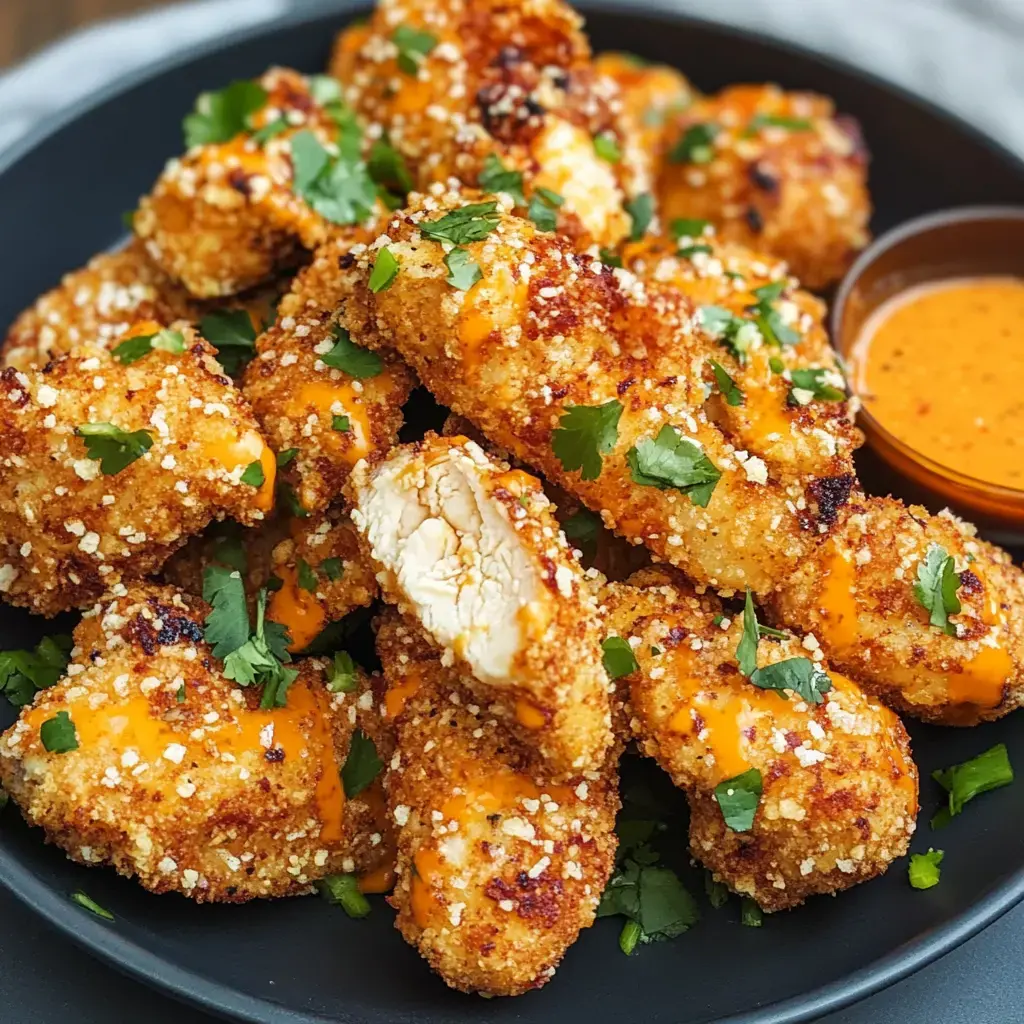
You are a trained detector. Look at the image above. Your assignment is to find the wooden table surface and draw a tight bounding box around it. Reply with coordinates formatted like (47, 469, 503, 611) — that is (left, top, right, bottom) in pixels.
(0, 0, 173, 68)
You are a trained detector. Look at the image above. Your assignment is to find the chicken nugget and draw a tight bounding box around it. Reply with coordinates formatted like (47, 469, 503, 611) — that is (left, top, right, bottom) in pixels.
(329, 0, 650, 249)
(604, 568, 917, 911)
(657, 84, 870, 289)
(0, 325, 275, 616)
(0, 582, 392, 901)
(348, 434, 613, 774)
(376, 609, 618, 995)
(771, 496, 1024, 726)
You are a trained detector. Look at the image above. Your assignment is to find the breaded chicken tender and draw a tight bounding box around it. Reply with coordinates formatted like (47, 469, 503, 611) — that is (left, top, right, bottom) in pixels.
(657, 84, 870, 289)
(604, 569, 917, 911)
(330, 0, 650, 249)
(0, 583, 393, 901)
(163, 507, 378, 652)
(346, 189, 855, 594)
(243, 234, 415, 515)
(2, 241, 198, 372)
(135, 67, 381, 297)
(348, 435, 613, 774)
(771, 496, 1024, 726)
(0, 326, 275, 616)
(376, 610, 618, 995)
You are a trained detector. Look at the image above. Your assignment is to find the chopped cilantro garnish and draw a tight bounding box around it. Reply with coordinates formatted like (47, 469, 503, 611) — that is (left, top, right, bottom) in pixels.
(199, 309, 257, 376)
(121, 209, 136, 231)
(709, 360, 744, 406)
(788, 368, 846, 405)
(76, 423, 153, 475)
(909, 849, 943, 890)
(712, 614, 725, 627)
(420, 201, 500, 245)
(740, 898, 764, 926)
(746, 113, 813, 134)
(321, 326, 384, 379)
(176, 683, 186, 704)
(368, 247, 400, 293)
(698, 305, 759, 363)
(626, 424, 721, 507)
(276, 448, 298, 468)
(40, 710, 78, 754)
(320, 557, 343, 582)
(768, 356, 785, 374)
(240, 461, 265, 487)
(598, 247, 623, 268)
(669, 122, 719, 164)
(478, 154, 525, 205)
(551, 400, 623, 481)
(670, 218, 711, 240)
(0, 635, 72, 708)
(736, 591, 760, 676)
(562, 507, 601, 561)
(71, 891, 114, 921)
(297, 558, 318, 592)
(931, 743, 1013, 829)
(913, 544, 962, 636)
(183, 80, 268, 148)
(714, 768, 762, 832)
(527, 187, 564, 233)
(212, 530, 247, 573)
(625, 192, 654, 242)
(289, 130, 377, 227)
(750, 281, 799, 347)
(602, 637, 640, 680)
(327, 651, 358, 693)
(444, 247, 482, 291)
(704, 871, 730, 909)
(251, 117, 289, 145)
(342, 728, 383, 797)
(112, 328, 184, 365)
(392, 24, 438, 76)
(278, 482, 308, 519)
(332, 415, 350, 432)
(367, 138, 414, 197)
(678, 244, 713, 259)
(317, 873, 371, 918)
(594, 131, 622, 163)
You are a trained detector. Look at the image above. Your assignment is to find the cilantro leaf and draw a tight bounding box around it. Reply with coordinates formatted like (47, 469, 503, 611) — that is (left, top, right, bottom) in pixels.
(76, 423, 153, 475)
(296, 558, 318, 592)
(183, 80, 268, 148)
(0, 636, 73, 708)
(714, 768, 762, 832)
(317, 874, 371, 918)
(709, 360, 744, 406)
(602, 636, 640, 680)
(327, 651, 358, 693)
(71, 891, 114, 921)
(746, 113, 813, 134)
(750, 657, 832, 705)
(625, 192, 654, 242)
(626, 424, 721, 507)
(932, 743, 1013, 827)
(332, 415, 350, 432)
(289, 130, 377, 227)
(788, 368, 846, 405)
(704, 871, 730, 909)
(698, 305, 760, 363)
(392, 24, 438, 76)
(320, 557, 343, 581)
(240, 461, 265, 487)
(251, 117, 289, 145)
(40, 710, 78, 754)
(551, 400, 623, 481)
(750, 281, 799, 347)
(562, 507, 601, 561)
(599, 247, 623, 268)
(202, 566, 251, 660)
(736, 590, 760, 677)
(342, 728, 383, 797)
(320, 326, 384, 378)
(420, 201, 500, 245)
(740, 898, 764, 926)
(368, 247, 400, 293)
(669, 123, 719, 164)
(678, 244, 713, 259)
(444, 247, 482, 291)
(199, 310, 257, 376)
(276, 448, 298, 467)
(367, 138, 414, 197)
(670, 218, 711, 241)
(527, 187, 564, 233)
(278, 482, 308, 519)
(909, 848, 943, 890)
(478, 153, 525, 205)
(211, 529, 247, 573)
(594, 131, 622, 163)
(112, 328, 184, 365)
(913, 544, 962, 636)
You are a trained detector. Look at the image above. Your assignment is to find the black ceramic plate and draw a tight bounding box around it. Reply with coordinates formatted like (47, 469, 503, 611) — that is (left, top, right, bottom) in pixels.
(2, 3, 1024, 1023)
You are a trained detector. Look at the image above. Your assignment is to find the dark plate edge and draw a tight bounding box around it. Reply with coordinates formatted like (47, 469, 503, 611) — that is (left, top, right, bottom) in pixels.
(1, 2, 1023, 1023)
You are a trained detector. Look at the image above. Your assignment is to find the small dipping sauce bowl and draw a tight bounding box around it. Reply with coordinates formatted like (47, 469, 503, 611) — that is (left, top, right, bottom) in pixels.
(832, 207, 1024, 543)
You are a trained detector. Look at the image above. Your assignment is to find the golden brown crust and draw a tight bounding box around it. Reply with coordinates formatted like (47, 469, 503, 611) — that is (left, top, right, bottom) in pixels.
(376, 609, 618, 995)
(0, 581, 392, 901)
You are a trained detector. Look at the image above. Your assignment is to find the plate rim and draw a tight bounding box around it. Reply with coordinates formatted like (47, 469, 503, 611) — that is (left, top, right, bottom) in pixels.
(2, 2, 1024, 1022)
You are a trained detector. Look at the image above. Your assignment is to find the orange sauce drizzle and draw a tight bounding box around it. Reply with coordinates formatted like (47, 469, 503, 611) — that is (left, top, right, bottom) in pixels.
(205, 426, 276, 511)
(267, 565, 327, 653)
(515, 698, 549, 730)
(817, 544, 859, 651)
(291, 381, 372, 464)
(457, 269, 527, 374)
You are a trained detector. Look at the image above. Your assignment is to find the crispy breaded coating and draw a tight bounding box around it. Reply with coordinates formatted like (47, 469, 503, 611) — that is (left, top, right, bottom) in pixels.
(771, 496, 1024, 726)
(2, 241, 198, 372)
(0, 582, 393, 901)
(604, 568, 917, 912)
(376, 609, 618, 995)
(347, 189, 856, 594)
(330, 0, 649, 249)
(657, 84, 871, 289)
(135, 67, 378, 297)
(163, 508, 378, 652)
(348, 435, 613, 774)
(0, 327, 275, 616)
(242, 234, 415, 515)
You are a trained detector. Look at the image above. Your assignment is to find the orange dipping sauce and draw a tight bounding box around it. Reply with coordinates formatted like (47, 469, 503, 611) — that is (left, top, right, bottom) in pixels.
(851, 276, 1024, 491)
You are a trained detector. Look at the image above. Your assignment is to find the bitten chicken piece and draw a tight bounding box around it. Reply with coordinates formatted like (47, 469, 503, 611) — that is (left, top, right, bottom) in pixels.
(135, 67, 383, 297)
(348, 435, 613, 774)
(0, 326, 275, 616)
(2, 241, 198, 371)
(163, 507, 378, 652)
(604, 569, 917, 912)
(242, 234, 415, 516)
(347, 189, 854, 594)
(329, 0, 650, 249)
(657, 84, 870, 289)
(376, 610, 618, 995)
(0, 582, 393, 901)
(771, 496, 1024, 726)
